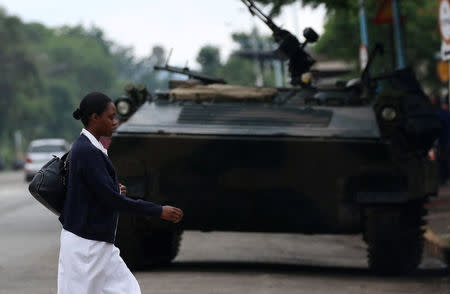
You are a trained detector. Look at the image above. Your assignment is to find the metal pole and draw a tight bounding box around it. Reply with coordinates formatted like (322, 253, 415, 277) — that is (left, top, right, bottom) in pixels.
(392, 0, 407, 69)
(359, 0, 370, 48)
(448, 61, 450, 106)
(293, 0, 301, 38)
(272, 45, 283, 87)
(358, 0, 370, 72)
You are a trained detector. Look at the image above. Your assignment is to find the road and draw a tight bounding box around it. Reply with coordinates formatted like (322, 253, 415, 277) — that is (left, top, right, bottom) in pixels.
(0, 171, 448, 294)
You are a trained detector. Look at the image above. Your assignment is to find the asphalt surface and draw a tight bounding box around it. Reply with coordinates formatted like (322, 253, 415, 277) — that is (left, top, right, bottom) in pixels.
(0, 171, 449, 294)
(427, 183, 450, 236)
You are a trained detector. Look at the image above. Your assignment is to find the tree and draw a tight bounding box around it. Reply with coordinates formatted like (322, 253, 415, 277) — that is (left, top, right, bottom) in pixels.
(222, 57, 257, 86)
(195, 28, 279, 87)
(0, 8, 128, 162)
(0, 9, 43, 160)
(111, 44, 172, 92)
(151, 46, 166, 66)
(232, 28, 273, 51)
(0, 7, 176, 164)
(196, 45, 222, 77)
(313, 1, 440, 88)
(255, 0, 352, 15)
(34, 24, 119, 140)
(257, 0, 441, 89)
(230, 29, 278, 86)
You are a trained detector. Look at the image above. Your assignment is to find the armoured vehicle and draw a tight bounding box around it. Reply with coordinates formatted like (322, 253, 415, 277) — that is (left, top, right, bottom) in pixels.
(109, 1, 441, 274)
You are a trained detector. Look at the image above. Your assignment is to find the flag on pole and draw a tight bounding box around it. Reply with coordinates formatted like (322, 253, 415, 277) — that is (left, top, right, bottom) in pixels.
(374, 0, 393, 24)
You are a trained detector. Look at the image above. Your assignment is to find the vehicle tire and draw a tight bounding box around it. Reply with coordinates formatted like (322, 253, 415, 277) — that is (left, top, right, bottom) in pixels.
(115, 230, 144, 270)
(144, 228, 183, 265)
(363, 200, 427, 275)
(115, 221, 183, 269)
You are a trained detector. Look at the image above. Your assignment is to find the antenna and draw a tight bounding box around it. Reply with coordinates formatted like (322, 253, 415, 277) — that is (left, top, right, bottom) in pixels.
(164, 48, 173, 67)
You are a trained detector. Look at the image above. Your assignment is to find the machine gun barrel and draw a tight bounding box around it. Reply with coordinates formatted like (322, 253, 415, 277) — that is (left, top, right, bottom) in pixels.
(241, 0, 280, 34)
(154, 65, 226, 85)
(241, 0, 318, 86)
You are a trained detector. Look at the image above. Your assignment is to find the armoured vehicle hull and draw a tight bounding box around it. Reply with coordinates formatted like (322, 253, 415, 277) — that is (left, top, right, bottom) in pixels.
(110, 70, 440, 274)
(111, 133, 435, 234)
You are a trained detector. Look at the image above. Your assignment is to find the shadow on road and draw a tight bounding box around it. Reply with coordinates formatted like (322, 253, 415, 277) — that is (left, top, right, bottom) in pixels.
(135, 261, 449, 279)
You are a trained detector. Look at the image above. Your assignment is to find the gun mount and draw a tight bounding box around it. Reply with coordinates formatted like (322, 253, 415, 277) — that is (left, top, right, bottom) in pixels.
(241, 0, 318, 86)
(154, 64, 226, 85)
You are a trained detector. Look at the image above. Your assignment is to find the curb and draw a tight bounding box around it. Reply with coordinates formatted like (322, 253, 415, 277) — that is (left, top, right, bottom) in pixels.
(424, 229, 450, 266)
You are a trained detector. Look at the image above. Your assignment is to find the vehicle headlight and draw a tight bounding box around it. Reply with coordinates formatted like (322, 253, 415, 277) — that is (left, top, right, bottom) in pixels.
(381, 107, 397, 121)
(116, 99, 132, 116)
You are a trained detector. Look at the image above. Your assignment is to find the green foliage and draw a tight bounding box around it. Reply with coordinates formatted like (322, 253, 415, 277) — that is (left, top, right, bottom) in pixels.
(0, 9, 42, 161)
(23, 24, 119, 144)
(402, 1, 440, 88)
(300, 0, 354, 10)
(196, 45, 222, 77)
(222, 57, 258, 86)
(112, 44, 171, 91)
(254, 0, 297, 16)
(0, 8, 171, 165)
(232, 28, 273, 51)
(313, 1, 440, 89)
(255, 0, 353, 15)
(258, 0, 441, 89)
(195, 28, 278, 87)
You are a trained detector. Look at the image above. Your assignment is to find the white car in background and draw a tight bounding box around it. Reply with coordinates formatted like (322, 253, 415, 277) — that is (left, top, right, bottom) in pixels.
(24, 138, 70, 182)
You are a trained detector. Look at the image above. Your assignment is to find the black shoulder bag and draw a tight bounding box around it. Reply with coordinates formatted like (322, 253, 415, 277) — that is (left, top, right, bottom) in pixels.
(28, 151, 71, 216)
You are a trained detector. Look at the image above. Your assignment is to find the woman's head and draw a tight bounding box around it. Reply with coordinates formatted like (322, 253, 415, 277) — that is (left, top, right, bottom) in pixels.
(73, 92, 118, 137)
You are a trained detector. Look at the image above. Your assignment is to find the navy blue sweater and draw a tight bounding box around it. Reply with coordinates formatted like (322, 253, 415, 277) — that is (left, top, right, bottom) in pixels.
(59, 134, 162, 243)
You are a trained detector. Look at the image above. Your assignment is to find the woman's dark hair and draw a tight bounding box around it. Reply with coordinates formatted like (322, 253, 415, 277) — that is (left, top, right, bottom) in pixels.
(73, 92, 112, 126)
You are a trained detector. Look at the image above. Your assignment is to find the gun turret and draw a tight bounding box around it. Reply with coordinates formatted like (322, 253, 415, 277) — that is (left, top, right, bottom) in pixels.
(241, 0, 318, 86)
(240, 0, 282, 35)
(154, 65, 226, 85)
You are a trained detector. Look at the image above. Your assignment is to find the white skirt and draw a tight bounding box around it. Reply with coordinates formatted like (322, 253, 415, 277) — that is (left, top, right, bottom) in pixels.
(57, 229, 141, 294)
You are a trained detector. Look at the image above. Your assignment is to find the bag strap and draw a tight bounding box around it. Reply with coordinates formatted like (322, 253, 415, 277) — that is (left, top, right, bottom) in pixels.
(61, 150, 72, 187)
(61, 151, 71, 162)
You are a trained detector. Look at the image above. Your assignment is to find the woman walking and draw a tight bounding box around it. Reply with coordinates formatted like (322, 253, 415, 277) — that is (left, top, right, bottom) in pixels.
(57, 92, 183, 294)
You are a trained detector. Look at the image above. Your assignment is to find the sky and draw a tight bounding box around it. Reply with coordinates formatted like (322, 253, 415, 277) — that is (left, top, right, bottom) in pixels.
(0, 0, 326, 67)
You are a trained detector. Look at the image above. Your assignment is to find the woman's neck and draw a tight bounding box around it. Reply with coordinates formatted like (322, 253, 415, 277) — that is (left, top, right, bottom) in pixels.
(85, 127, 100, 141)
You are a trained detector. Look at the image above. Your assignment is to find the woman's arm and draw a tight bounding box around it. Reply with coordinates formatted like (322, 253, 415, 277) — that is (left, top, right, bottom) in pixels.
(79, 148, 162, 217)
(119, 183, 183, 222)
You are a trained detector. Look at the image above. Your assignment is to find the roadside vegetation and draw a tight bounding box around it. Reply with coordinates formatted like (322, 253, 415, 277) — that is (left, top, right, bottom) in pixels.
(0, 8, 169, 163)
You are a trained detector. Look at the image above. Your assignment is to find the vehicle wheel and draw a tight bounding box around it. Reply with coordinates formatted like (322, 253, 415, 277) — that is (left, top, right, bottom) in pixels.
(363, 200, 427, 275)
(115, 223, 183, 269)
(115, 231, 144, 270)
(144, 228, 183, 265)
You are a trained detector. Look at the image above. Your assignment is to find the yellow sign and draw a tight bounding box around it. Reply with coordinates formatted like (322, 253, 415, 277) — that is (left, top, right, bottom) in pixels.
(437, 60, 449, 82)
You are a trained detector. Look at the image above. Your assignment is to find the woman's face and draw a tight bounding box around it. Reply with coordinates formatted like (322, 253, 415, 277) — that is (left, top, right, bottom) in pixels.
(97, 102, 119, 137)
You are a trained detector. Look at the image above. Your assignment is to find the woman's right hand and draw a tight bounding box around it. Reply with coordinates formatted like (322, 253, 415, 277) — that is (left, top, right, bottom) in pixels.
(161, 206, 184, 223)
